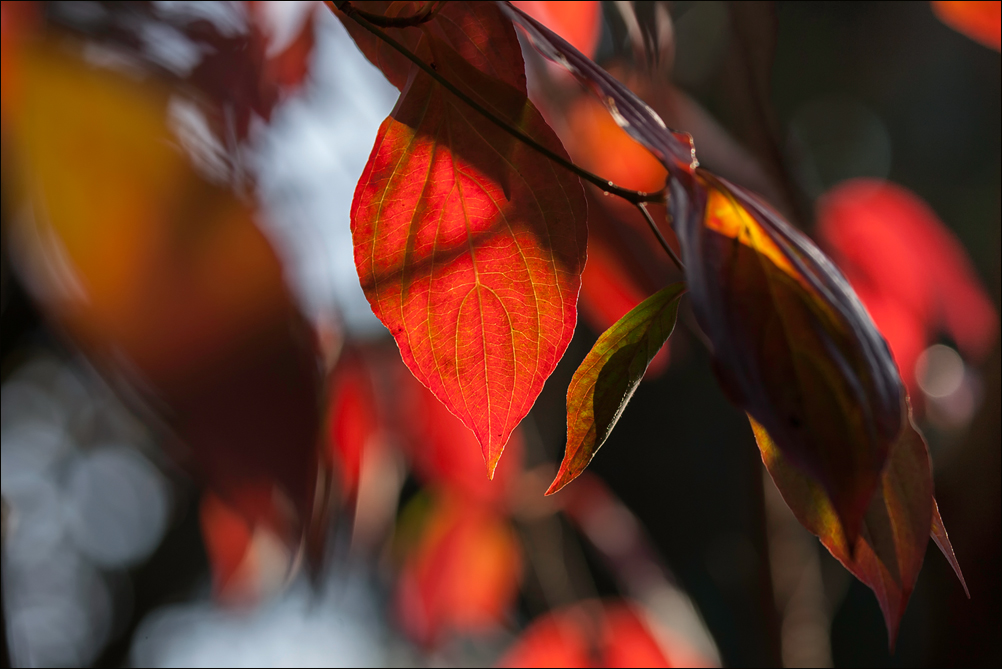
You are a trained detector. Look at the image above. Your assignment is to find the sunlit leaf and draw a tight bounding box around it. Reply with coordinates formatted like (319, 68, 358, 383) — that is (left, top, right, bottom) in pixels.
(931, 1, 1002, 51)
(550, 283, 685, 494)
(345, 4, 587, 476)
(673, 170, 903, 549)
(6, 40, 324, 563)
(753, 408, 934, 647)
(395, 494, 522, 646)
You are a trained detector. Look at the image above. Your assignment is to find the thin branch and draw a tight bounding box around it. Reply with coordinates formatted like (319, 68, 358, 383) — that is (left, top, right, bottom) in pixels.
(330, 1, 665, 206)
(637, 202, 684, 271)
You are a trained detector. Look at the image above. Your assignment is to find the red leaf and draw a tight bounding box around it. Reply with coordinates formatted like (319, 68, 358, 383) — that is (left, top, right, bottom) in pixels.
(326, 351, 381, 498)
(578, 237, 649, 334)
(346, 7, 587, 476)
(550, 283, 685, 494)
(498, 600, 677, 668)
(817, 179, 998, 395)
(200, 490, 296, 605)
(511, 2, 603, 60)
(675, 170, 904, 550)
(498, 608, 592, 668)
(396, 495, 522, 645)
(931, 1, 1002, 50)
(753, 406, 935, 647)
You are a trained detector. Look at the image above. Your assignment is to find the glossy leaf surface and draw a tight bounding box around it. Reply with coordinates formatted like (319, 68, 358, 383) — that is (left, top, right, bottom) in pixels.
(550, 283, 685, 494)
(673, 171, 903, 549)
(345, 4, 587, 475)
(753, 412, 933, 647)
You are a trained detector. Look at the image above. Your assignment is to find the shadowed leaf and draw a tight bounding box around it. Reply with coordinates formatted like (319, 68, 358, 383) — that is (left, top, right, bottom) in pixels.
(753, 409, 934, 648)
(673, 171, 903, 549)
(932, 498, 970, 598)
(549, 283, 685, 494)
(345, 4, 586, 476)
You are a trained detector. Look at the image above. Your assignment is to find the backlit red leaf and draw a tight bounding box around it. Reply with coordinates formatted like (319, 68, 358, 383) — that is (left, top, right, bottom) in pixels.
(346, 6, 587, 476)
(550, 283, 685, 494)
(753, 409, 934, 647)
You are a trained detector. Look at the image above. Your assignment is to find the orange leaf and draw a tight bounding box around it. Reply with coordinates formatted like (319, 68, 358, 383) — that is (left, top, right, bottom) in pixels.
(498, 600, 676, 668)
(6, 40, 324, 559)
(753, 406, 935, 648)
(511, 1, 603, 60)
(396, 495, 522, 645)
(931, 1, 1002, 50)
(550, 283, 685, 494)
(326, 351, 381, 498)
(344, 5, 587, 476)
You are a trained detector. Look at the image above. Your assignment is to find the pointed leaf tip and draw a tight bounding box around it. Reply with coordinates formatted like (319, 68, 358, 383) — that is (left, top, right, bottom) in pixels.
(931, 498, 970, 599)
(550, 283, 686, 494)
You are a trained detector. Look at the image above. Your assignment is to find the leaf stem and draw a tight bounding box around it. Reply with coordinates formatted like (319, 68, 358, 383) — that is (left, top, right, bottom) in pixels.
(637, 201, 684, 271)
(330, 1, 665, 206)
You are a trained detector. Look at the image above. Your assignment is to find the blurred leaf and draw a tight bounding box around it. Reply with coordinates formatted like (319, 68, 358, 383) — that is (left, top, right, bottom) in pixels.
(673, 171, 904, 550)
(753, 408, 935, 648)
(340, 2, 587, 476)
(200, 490, 295, 605)
(550, 283, 685, 494)
(326, 350, 381, 499)
(395, 494, 522, 646)
(565, 94, 669, 193)
(931, 1, 1002, 50)
(511, 1, 602, 59)
(817, 179, 998, 394)
(499, 600, 693, 668)
(6, 40, 324, 567)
